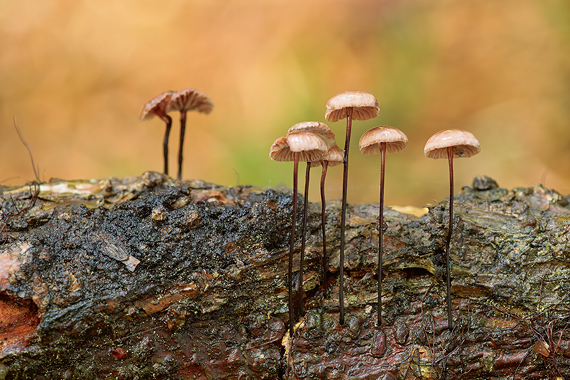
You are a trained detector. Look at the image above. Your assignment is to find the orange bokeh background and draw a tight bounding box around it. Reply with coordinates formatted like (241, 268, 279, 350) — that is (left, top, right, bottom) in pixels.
(1, 0, 569, 207)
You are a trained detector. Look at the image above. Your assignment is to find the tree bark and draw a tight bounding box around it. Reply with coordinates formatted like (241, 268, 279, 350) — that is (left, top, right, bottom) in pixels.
(1, 172, 569, 379)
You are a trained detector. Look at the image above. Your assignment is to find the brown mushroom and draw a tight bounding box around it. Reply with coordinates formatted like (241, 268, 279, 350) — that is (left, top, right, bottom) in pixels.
(166, 89, 214, 180)
(311, 145, 343, 297)
(424, 129, 480, 330)
(359, 126, 408, 326)
(325, 91, 380, 325)
(286, 122, 336, 315)
(270, 131, 328, 335)
(140, 91, 174, 175)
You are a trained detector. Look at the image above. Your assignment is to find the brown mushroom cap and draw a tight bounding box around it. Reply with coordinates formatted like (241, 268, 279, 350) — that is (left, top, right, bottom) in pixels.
(139, 91, 174, 121)
(310, 144, 344, 168)
(424, 129, 481, 159)
(359, 126, 408, 155)
(166, 88, 214, 114)
(287, 121, 336, 148)
(269, 132, 328, 162)
(325, 91, 380, 122)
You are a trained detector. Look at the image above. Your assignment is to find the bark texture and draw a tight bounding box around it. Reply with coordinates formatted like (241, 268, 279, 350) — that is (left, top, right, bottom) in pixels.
(1, 172, 569, 379)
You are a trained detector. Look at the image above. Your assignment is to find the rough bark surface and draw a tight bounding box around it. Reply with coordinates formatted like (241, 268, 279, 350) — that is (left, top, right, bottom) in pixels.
(1, 172, 569, 379)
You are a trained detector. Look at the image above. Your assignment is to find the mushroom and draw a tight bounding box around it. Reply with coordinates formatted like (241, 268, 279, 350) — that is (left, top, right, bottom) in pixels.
(325, 91, 380, 325)
(270, 131, 328, 335)
(140, 91, 175, 175)
(286, 122, 336, 315)
(166, 88, 214, 180)
(424, 129, 480, 330)
(359, 126, 408, 326)
(311, 145, 343, 297)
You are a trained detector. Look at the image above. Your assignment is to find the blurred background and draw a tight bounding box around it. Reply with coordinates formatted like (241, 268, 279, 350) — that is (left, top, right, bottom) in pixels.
(1, 0, 569, 207)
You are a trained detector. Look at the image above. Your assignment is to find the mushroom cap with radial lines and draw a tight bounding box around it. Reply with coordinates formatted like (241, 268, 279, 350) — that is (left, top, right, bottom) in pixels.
(287, 121, 336, 148)
(325, 91, 380, 122)
(424, 129, 481, 159)
(139, 91, 174, 121)
(359, 126, 408, 155)
(269, 132, 328, 162)
(166, 88, 214, 114)
(311, 144, 344, 168)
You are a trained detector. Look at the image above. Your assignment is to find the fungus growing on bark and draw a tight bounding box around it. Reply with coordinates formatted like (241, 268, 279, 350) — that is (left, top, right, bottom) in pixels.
(139, 91, 174, 175)
(166, 88, 214, 180)
(269, 131, 327, 334)
(325, 91, 379, 325)
(311, 144, 343, 296)
(424, 129, 480, 330)
(286, 122, 336, 314)
(359, 126, 408, 326)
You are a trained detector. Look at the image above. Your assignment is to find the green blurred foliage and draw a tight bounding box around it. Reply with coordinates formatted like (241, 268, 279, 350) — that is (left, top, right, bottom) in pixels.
(1, 0, 569, 207)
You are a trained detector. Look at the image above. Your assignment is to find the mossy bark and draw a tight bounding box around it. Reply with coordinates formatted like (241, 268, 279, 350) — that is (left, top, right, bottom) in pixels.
(1, 172, 569, 379)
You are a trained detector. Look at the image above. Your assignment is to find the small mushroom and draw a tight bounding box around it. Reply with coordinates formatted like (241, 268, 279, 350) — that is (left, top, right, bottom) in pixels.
(140, 91, 175, 175)
(311, 145, 343, 297)
(166, 88, 214, 180)
(359, 126, 408, 326)
(424, 129, 480, 330)
(270, 131, 328, 335)
(286, 122, 336, 315)
(325, 90, 380, 325)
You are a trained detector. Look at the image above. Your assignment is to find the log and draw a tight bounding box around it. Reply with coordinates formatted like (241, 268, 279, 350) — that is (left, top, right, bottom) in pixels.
(1, 171, 569, 379)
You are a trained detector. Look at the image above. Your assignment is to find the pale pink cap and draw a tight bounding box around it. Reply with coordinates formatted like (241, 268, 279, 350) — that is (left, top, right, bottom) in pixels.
(424, 129, 480, 159)
(359, 126, 408, 155)
(325, 91, 379, 122)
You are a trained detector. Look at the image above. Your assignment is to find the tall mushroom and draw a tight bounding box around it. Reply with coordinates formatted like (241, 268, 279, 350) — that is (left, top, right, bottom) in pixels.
(424, 129, 480, 330)
(140, 91, 174, 175)
(269, 131, 328, 335)
(359, 126, 408, 326)
(286, 122, 336, 316)
(325, 91, 380, 325)
(166, 88, 214, 180)
(312, 145, 343, 297)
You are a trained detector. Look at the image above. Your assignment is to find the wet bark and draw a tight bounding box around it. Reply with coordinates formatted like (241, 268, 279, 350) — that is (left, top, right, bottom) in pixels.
(1, 172, 569, 379)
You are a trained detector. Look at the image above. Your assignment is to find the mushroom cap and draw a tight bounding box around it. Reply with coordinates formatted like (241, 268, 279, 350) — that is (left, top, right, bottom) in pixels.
(424, 129, 481, 159)
(166, 88, 214, 114)
(359, 126, 408, 155)
(139, 91, 174, 121)
(325, 91, 380, 122)
(269, 132, 328, 162)
(287, 121, 336, 148)
(310, 144, 344, 168)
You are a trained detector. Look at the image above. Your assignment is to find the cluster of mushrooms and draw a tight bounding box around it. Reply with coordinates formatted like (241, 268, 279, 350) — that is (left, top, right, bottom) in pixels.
(140, 88, 214, 180)
(270, 91, 481, 334)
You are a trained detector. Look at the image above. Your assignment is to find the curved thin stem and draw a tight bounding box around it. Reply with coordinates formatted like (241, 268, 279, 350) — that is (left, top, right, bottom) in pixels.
(288, 156, 300, 335)
(339, 107, 353, 326)
(445, 147, 454, 330)
(298, 162, 311, 317)
(378, 144, 386, 326)
(320, 161, 329, 297)
(161, 114, 173, 176)
(177, 111, 187, 180)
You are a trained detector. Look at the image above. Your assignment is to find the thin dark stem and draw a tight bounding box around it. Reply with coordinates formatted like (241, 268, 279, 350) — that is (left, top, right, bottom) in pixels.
(177, 111, 187, 180)
(289, 157, 299, 336)
(320, 161, 329, 297)
(446, 147, 454, 330)
(378, 144, 386, 326)
(298, 162, 311, 317)
(161, 114, 173, 176)
(339, 107, 353, 326)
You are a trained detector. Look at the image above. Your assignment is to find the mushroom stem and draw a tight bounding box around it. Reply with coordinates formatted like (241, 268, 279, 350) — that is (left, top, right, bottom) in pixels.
(161, 114, 173, 175)
(288, 155, 300, 336)
(298, 163, 311, 317)
(377, 143, 386, 326)
(320, 161, 329, 297)
(339, 107, 353, 326)
(445, 146, 454, 330)
(177, 111, 187, 180)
